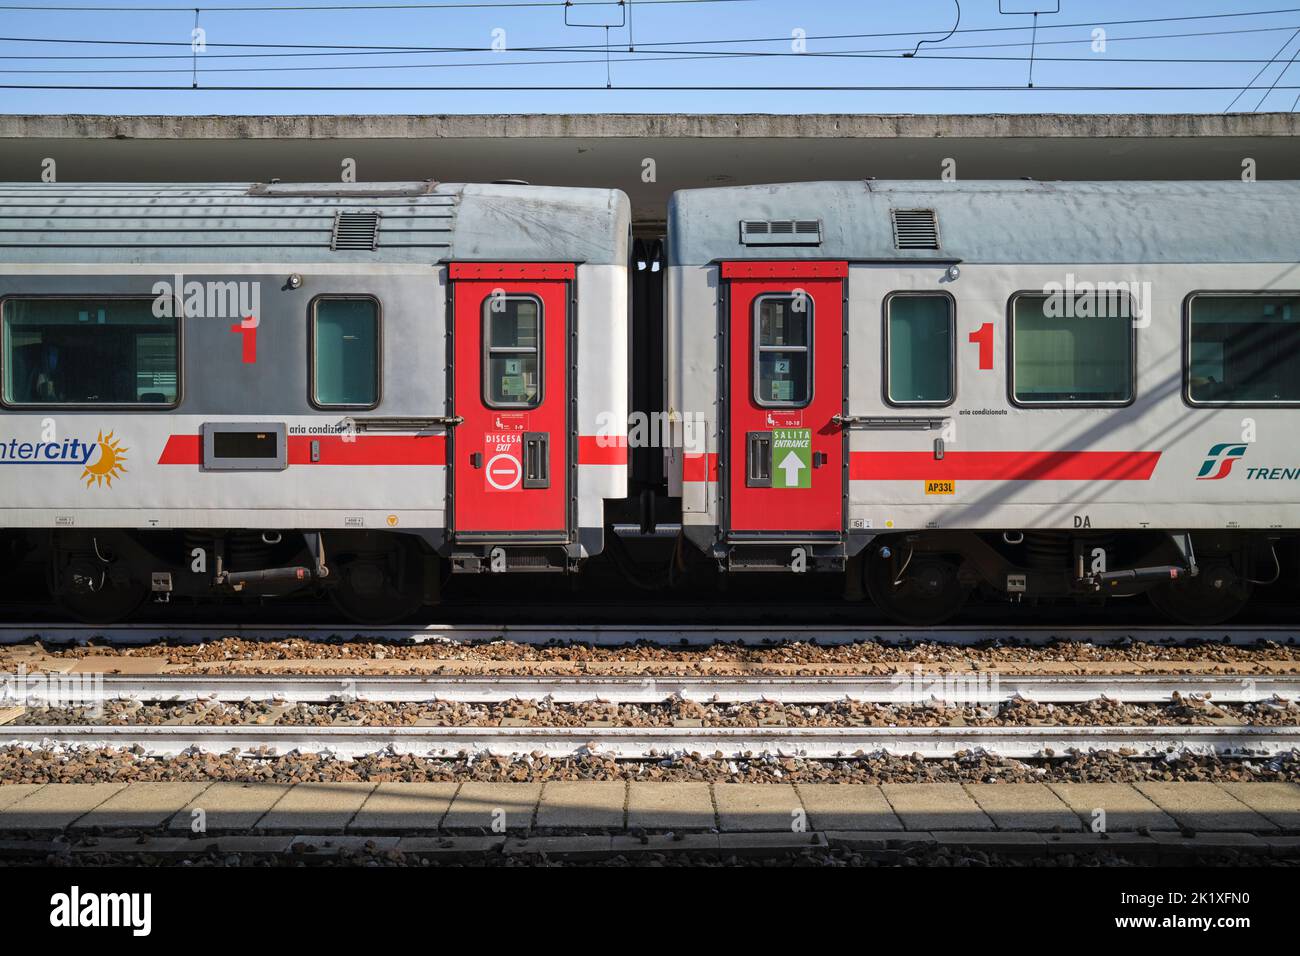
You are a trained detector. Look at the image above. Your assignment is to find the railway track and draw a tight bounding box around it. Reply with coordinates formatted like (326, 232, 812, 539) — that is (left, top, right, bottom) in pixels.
(3, 673, 1297, 759)
(12, 673, 1300, 704)
(2, 623, 1298, 647)
(3, 722, 1297, 759)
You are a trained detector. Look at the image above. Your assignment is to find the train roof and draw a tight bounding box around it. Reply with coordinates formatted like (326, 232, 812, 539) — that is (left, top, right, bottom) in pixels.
(667, 179, 1300, 266)
(0, 181, 630, 266)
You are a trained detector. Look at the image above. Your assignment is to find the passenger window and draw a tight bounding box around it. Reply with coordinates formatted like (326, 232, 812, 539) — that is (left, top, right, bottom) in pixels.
(886, 294, 954, 405)
(754, 293, 811, 407)
(1011, 293, 1133, 405)
(484, 296, 541, 408)
(312, 297, 379, 408)
(1187, 294, 1300, 405)
(1, 297, 178, 406)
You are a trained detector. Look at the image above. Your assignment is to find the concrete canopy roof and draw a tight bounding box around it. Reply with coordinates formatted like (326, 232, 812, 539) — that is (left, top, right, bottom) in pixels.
(1, 113, 1297, 232)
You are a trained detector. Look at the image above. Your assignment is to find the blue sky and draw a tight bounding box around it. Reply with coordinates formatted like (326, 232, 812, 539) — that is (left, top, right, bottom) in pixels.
(1, 0, 1299, 114)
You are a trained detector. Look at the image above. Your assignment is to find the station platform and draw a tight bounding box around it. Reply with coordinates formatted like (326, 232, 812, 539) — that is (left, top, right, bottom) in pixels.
(0, 781, 1295, 859)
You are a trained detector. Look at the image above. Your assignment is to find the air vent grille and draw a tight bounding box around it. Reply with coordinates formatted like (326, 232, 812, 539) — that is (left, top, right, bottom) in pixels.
(890, 208, 940, 250)
(739, 218, 822, 246)
(331, 210, 381, 251)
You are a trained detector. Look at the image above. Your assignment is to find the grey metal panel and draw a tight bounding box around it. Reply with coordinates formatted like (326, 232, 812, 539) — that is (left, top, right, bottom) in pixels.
(668, 179, 1300, 266)
(0, 181, 629, 266)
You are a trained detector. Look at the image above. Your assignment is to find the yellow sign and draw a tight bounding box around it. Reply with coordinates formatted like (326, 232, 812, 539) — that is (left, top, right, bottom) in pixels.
(925, 480, 955, 496)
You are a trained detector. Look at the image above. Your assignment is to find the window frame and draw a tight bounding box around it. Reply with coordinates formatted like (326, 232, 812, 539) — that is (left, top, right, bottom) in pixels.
(0, 293, 183, 410)
(752, 291, 814, 409)
(481, 292, 544, 410)
(1182, 290, 1300, 409)
(1006, 289, 1138, 409)
(882, 290, 956, 408)
(308, 293, 383, 411)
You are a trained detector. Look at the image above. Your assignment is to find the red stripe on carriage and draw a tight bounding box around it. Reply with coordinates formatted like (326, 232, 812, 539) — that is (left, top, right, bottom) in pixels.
(682, 452, 718, 482)
(157, 435, 446, 466)
(849, 451, 1161, 481)
(578, 435, 627, 466)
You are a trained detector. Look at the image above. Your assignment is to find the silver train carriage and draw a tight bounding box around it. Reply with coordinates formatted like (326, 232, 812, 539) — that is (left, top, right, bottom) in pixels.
(663, 179, 1300, 624)
(0, 181, 631, 622)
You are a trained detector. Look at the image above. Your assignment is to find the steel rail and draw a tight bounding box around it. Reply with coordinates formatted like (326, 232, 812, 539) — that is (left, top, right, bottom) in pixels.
(3, 724, 1297, 759)
(2, 623, 1297, 647)
(15, 673, 1300, 705)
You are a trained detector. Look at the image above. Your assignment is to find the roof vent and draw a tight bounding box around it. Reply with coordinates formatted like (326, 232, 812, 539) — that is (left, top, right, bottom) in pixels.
(331, 210, 381, 251)
(891, 208, 940, 250)
(740, 219, 822, 246)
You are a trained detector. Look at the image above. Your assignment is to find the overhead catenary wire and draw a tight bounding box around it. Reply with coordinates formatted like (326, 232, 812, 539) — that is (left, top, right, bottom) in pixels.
(1, 23, 1295, 61)
(1223, 26, 1300, 110)
(5, 7, 1300, 55)
(1250, 31, 1300, 109)
(4, 82, 1300, 91)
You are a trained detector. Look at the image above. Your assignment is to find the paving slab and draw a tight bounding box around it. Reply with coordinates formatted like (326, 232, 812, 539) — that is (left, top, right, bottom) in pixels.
(1044, 833, 1160, 855)
(535, 781, 625, 829)
(0, 785, 45, 811)
(287, 835, 401, 856)
(0, 783, 126, 831)
(825, 830, 938, 851)
(928, 831, 1049, 850)
(168, 782, 291, 833)
(1047, 783, 1178, 831)
(396, 835, 506, 857)
(441, 782, 540, 832)
(880, 783, 994, 831)
(504, 835, 616, 859)
(626, 782, 715, 830)
(1149, 831, 1267, 851)
(713, 783, 803, 832)
(256, 782, 376, 832)
(75, 782, 211, 830)
(1134, 782, 1275, 832)
(1217, 783, 1300, 829)
(797, 784, 903, 832)
(717, 831, 827, 855)
(212, 835, 296, 855)
(610, 833, 721, 856)
(349, 782, 459, 832)
(964, 784, 1082, 832)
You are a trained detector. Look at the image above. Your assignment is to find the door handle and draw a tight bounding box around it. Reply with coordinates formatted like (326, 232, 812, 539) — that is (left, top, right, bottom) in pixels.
(470, 452, 483, 468)
(812, 452, 827, 469)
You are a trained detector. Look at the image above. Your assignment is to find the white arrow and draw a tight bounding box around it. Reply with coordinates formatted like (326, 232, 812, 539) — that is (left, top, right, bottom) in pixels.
(778, 450, 805, 487)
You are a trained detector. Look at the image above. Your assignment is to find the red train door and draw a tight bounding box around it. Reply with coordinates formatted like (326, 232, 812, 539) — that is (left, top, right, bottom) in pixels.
(724, 261, 846, 535)
(450, 263, 572, 540)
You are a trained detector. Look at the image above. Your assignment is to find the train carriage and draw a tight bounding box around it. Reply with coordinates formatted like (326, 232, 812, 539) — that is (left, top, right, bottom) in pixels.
(0, 181, 630, 622)
(664, 179, 1300, 624)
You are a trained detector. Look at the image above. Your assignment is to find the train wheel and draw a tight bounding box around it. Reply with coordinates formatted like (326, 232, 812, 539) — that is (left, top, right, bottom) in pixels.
(1147, 563, 1252, 625)
(59, 575, 148, 625)
(863, 548, 968, 626)
(327, 540, 425, 625)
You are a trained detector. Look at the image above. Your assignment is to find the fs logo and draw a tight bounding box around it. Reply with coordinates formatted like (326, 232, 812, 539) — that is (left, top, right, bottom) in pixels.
(1197, 443, 1248, 480)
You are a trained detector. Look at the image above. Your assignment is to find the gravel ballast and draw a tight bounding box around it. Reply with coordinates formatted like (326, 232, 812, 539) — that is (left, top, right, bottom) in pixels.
(1, 745, 1295, 786)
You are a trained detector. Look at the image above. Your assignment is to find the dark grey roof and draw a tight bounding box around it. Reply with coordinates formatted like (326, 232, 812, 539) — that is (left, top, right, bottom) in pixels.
(668, 180, 1300, 266)
(0, 181, 629, 265)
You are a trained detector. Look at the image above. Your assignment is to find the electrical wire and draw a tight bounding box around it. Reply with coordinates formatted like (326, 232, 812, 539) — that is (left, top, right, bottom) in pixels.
(1224, 25, 1300, 110)
(6, 7, 1300, 55)
(0, 22, 1293, 61)
(4, 82, 1298, 90)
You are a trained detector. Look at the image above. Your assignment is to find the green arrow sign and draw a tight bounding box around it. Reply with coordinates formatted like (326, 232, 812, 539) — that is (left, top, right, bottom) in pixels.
(771, 428, 811, 489)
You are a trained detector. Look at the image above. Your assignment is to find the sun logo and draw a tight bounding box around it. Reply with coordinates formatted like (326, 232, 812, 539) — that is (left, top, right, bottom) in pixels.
(81, 430, 128, 488)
